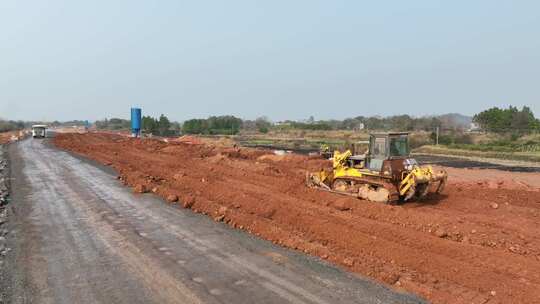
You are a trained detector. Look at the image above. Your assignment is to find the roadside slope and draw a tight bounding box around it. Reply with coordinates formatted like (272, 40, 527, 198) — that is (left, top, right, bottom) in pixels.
(55, 133, 540, 304)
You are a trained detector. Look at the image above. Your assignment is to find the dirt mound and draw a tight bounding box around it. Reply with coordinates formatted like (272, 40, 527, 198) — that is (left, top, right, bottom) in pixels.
(175, 135, 203, 145)
(257, 153, 305, 162)
(0, 131, 23, 144)
(159, 145, 183, 154)
(471, 179, 536, 191)
(54, 133, 540, 304)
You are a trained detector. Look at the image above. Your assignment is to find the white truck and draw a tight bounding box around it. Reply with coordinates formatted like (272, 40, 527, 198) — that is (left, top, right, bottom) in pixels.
(31, 125, 47, 138)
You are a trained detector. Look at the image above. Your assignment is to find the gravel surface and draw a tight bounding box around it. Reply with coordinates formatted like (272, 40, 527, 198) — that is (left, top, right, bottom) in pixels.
(0, 146, 11, 303)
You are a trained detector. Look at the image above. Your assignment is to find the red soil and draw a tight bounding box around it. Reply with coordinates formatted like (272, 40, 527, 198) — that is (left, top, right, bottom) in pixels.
(54, 133, 540, 304)
(0, 131, 22, 144)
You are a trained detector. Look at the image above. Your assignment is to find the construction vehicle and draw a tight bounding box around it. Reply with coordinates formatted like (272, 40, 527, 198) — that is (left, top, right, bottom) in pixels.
(31, 125, 47, 138)
(319, 140, 370, 159)
(307, 132, 447, 204)
(319, 144, 333, 159)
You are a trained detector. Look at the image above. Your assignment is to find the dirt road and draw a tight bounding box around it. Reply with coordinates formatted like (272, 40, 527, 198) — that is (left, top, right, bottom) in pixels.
(53, 133, 540, 304)
(0, 139, 422, 304)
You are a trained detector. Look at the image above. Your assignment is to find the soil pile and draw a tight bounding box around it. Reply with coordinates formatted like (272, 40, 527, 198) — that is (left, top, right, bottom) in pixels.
(0, 132, 22, 145)
(55, 133, 540, 304)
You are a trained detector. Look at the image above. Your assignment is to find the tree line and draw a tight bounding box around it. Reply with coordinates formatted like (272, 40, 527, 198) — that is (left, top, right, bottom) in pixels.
(141, 114, 180, 136)
(11, 105, 537, 136)
(94, 115, 179, 136)
(0, 120, 25, 132)
(270, 115, 460, 132)
(95, 118, 131, 130)
(182, 116, 242, 135)
(87, 107, 540, 136)
(473, 106, 539, 134)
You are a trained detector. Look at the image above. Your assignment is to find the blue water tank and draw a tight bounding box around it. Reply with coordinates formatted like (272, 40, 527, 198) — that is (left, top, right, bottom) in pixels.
(131, 108, 142, 136)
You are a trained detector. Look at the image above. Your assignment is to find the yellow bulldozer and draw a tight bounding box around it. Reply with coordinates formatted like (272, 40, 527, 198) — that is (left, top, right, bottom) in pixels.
(307, 132, 447, 204)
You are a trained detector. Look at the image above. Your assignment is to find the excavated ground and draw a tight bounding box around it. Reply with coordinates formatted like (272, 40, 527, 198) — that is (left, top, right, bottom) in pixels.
(0, 131, 19, 145)
(54, 133, 540, 304)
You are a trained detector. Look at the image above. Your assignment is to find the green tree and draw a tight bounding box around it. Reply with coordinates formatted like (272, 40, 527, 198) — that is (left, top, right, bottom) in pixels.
(142, 116, 158, 135)
(158, 114, 171, 136)
(95, 118, 109, 130)
(0, 120, 25, 132)
(474, 106, 538, 133)
(181, 116, 242, 135)
(170, 121, 181, 134)
(511, 106, 537, 133)
(102, 118, 130, 130)
(255, 116, 272, 133)
(182, 119, 207, 134)
(207, 115, 242, 134)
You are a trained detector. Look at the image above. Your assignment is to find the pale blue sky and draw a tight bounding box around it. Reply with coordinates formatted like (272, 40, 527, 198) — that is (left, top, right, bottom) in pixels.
(1, 1, 539, 122)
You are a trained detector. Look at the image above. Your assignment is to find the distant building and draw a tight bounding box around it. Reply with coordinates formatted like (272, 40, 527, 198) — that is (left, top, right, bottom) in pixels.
(275, 121, 292, 126)
(468, 122, 481, 132)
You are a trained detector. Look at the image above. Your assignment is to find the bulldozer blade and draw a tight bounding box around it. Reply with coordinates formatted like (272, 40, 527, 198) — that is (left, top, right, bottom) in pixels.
(306, 172, 331, 190)
(403, 185, 416, 201)
(417, 182, 431, 199)
(435, 176, 447, 194)
(431, 170, 448, 194)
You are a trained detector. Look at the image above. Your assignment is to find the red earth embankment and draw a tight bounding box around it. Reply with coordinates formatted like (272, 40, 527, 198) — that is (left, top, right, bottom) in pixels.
(0, 131, 22, 144)
(54, 133, 540, 304)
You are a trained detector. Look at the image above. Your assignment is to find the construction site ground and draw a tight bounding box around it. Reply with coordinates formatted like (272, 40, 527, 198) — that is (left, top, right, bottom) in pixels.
(48, 133, 540, 303)
(1, 138, 422, 304)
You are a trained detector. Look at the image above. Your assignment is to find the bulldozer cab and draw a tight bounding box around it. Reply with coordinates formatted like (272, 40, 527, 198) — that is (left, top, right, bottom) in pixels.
(366, 133, 410, 171)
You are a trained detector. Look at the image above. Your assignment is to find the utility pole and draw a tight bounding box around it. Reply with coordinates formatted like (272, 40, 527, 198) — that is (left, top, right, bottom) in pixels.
(436, 126, 439, 146)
